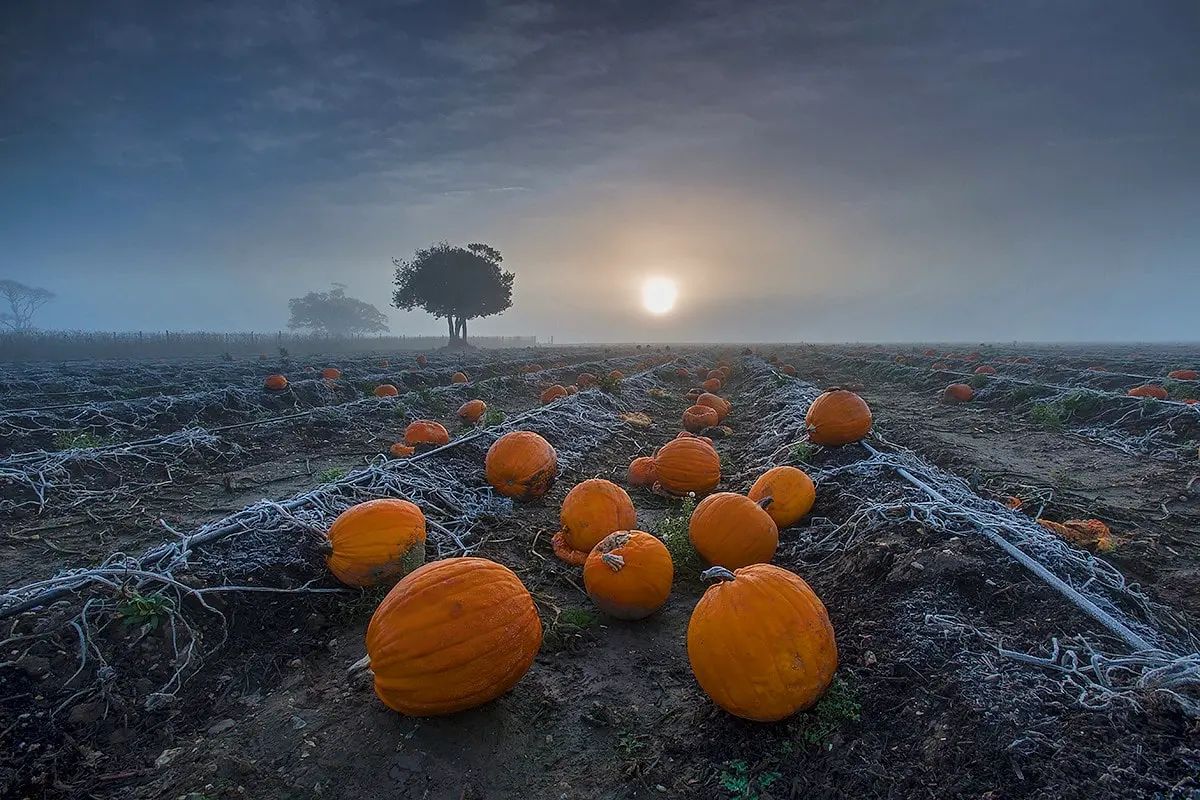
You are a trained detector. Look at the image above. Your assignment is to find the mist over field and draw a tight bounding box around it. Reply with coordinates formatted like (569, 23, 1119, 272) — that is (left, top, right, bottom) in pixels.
(3, 1, 1199, 342)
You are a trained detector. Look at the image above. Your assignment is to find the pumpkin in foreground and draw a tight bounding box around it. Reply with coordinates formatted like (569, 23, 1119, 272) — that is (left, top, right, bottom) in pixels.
(689, 492, 778, 569)
(324, 498, 427, 587)
(654, 436, 720, 496)
(747, 466, 815, 529)
(688, 564, 838, 722)
(364, 557, 542, 715)
(805, 388, 872, 446)
(485, 430, 558, 500)
(583, 530, 673, 619)
(552, 478, 637, 565)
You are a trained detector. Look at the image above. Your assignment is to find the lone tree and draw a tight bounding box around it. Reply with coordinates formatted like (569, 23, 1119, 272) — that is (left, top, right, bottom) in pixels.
(288, 284, 390, 336)
(392, 242, 514, 345)
(0, 280, 55, 332)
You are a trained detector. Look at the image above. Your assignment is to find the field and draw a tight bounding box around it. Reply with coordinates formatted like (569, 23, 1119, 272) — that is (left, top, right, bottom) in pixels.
(2, 343, 1198, 799)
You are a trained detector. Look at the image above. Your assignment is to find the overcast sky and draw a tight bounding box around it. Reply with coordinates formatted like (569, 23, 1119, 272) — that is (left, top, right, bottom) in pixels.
(3, 1, 1198, 342)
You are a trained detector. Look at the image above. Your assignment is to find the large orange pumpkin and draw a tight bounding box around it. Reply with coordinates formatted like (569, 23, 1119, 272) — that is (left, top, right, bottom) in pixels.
(324, 499, 426, 587)
(696, 392, 731, 422)
(687, 564, 837, 722)
(457, 399, 487, 423)
(747, 466, 815, 529)
(941, 383, 974, 404)
(264, 374, 288, 391)
(653, 437, 720, 496)
(374, 384, 399, 397)
(551, 479, 637, 565)
(404, 420, 450, 447)
(627, 456, 657, 487)
(1168, 369, 1198, 381)
(805, 389, 872, 446)
(540, 384, 568, 405)
(322, 367, 342, 380)
(451, 371, 468, 384)
(485, 431, 558, 500)
(364, 558, 542, 715)
(688, 492, 778, 569)
(583, 531, 672, 619)
(1128, 384, 1168, 400)
(682, 404, 719, 433)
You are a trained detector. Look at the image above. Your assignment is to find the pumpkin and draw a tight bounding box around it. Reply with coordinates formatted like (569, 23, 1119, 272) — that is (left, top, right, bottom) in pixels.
(374, 384, 399, 397)
(485, 431, 558, 500)
(931, 361, 949, 370)
(1128, 384, 1168, 400)
(577, 372, 597, 388)
(583, 531, 672, 619)
(805, 389, 872, 446)
(389, 443, 415, 458)
(405, 420, 450, 447)
(457, 399, 487, 423)
(324, 498, 426, 587)
(416, 355, 428, 367)
(322, 367, 342, 380)
(696, 392, 731, 422)
(706, 369, 723, 380)
(1168, 369, 1198, 381)
(540, 384, 568, 405)
(1186, 399, 1199, 405)
(781, 365, 797, 377)
(687, 564, 837, 721)
(264, 374, 288, 391)
(675, 430, 716, 447)
(674, 367, 691, 380)
(689, 492, 778, 569)
(451, 371, 468, 384)
(653, 437, 720, 496)
(608, 370, 624, 382)
(523, 363, 544, 374)
(551, 479, 637, 565)
(702, 377, 722, 392)
(974, 365, 996, 375)
(747, 466, 815, 529)
(941, 383, 974, 404)
(1038, 518, 1116, 552)
(923, 348, 937, 357)
(627, 456, 657, 487)
(364, 558, 542, 715)
(566, 384, 578, 395)
(682, 404, 719, 433)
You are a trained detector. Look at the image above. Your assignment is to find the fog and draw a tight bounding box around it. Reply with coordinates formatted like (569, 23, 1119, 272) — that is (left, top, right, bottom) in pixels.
(3, 1, 1198, 342)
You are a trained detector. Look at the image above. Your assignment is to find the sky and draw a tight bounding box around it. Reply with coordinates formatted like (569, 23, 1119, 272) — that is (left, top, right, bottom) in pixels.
(2, 0, 1198, 342)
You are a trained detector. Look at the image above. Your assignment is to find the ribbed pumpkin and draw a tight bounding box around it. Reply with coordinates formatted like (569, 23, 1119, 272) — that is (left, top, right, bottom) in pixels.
(675, 430, 715, 447)
(805, 389, 872, 446)
(322, 367, 342, 380)
(583, 531, 673, 619)
(1128, 384, 1168, 400)
(457, 399, 487, 423)
(324, 499, 426, 587)
(551, 479, 637, 565)
(416, 355, 428, 367)
(1168, 369, 1198, 381)
(627, 456, 657, 487)
(747, 466, 815, 529)
(682, 404, 719, 433)
(451, 371, 468, 384)
(405, 420, 450, 447)
(374, 384, 399, 397)
(653, 437, 720, 496)
(364, 558, 542, 715)
(941, 383, 975, 404)
(696, 392, 731, 422)
(702, 377, 722, 392)
(974, 365, 996, 375)
(577, 372, 597, 388)
(687, 564, 837, 722)
(688, 492, 778, 569)
(485, 431, 558, 500)
(540, 384, 568, 405)
(264, 374, 288, 391)
(389, 443, 415, 458)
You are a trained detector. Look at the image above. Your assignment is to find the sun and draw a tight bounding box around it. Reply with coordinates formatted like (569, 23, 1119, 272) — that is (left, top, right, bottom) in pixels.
(641, 277, 678, 315)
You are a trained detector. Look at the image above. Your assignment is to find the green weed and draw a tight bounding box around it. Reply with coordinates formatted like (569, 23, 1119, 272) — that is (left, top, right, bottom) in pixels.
(796, 675, 862, 747)
(53, 430, 107, 450)
(557, 606, 598, 630)
(968, 373, 990, 389)
(482, 408, 506, 427)
(790, 442, 815, 463)
(656, 495, 699, 574)
(316, 467, 346, 483)
(117, 592, 175, 629)
(416, 387, 447, 416)
(718, 760, 781, 800)
(1029, 402, 1065, 430)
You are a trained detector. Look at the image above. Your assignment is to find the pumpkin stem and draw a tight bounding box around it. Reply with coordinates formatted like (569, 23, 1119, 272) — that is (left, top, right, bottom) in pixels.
(317, 538, 334, 556)
(601, 552, 625, 572)
(756, 496, 773, 511)
(347, 654, 371, 675)
(701, 566, 736, 583)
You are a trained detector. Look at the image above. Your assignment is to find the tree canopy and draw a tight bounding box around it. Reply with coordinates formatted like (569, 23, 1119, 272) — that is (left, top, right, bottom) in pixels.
(0, 279, 56, 332)
(392, 242, 514, 343)
(287, 284, 390, 336)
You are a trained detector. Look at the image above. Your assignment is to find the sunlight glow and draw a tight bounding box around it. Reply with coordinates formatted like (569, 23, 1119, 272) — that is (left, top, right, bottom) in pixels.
(641, 277, 678, 315)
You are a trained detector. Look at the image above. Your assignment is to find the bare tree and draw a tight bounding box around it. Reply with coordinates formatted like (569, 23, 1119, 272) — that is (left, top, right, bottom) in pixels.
(0, 280, 56, 332)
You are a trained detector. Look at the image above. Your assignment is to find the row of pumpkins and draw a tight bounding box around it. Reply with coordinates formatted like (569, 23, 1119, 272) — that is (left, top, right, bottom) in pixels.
(319, 359, 876, 723)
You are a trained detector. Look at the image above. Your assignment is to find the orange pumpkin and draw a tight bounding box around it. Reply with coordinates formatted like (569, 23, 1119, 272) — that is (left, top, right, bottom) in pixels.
(566, 384, 578, 395)
(457, 399, 487, 423)
(1128, 384, 1168, 400)
(702, 377, 722, 392)
(931, 361, 949, 370)
(322, 367, 342, 380)
(577, 372, 597, 388)
(451, 371, 468, 384)
(324, 499, 426, 587)
(389, 443, 416, 458)
(374, 384, 399, 397)
(485, 431, 558, 500)
(674, 367, 691, 380)
(653, 437, 720, 496)
(974, 365, 996, 375)
(688, 564, 837, 721)
(415, 355, 428, 367)
(941, 383, 974, 404)
(706, 369, 723, 380)
(696, 392, 731, 422)
(805, 389, 872, 446)
(747, 466, 815, 529)
(551, 479, 637, 565)
(675, 430, 715, 447)
(364, 558, 542, 715)
(583, 531, 672, 619)
(627, 456, 657, 487)
(781, 365, 797, 376)
(405, 420, 450, 447)
(689, 492, 778, 569)
(264, 374, 288, 391)
(522, 363, 544, 374)
(682, 404, 719, 433)
(608, 370, 624, 382)
(1168, 369, 1198, 381)
(540, 384, 568, 405)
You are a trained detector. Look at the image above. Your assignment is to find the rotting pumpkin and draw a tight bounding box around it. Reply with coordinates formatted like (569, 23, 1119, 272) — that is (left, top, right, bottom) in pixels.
(627, 456, 657, 487)
(583, 530, 673, 619)
(682, 404, 719, 433)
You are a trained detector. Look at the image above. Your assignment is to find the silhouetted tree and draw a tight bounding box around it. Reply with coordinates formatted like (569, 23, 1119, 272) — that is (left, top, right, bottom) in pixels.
(287, 284, 389, 336)
(0, 280, 55, 332)
(392, 242, 514, 344)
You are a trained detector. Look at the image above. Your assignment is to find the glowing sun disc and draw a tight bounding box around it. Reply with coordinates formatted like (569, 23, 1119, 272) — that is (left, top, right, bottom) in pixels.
(641, 277, 678, 315)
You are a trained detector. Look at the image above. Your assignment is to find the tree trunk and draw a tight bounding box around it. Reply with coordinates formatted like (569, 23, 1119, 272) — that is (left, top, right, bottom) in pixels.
(446, 315, 456, 341)
(457, 316, 467, 341)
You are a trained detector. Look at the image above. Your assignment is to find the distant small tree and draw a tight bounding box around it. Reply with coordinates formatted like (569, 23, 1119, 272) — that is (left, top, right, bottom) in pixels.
(287, 284, 390, 336)
(0, 280, 55, 332)
(392, 242, 514, 344)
